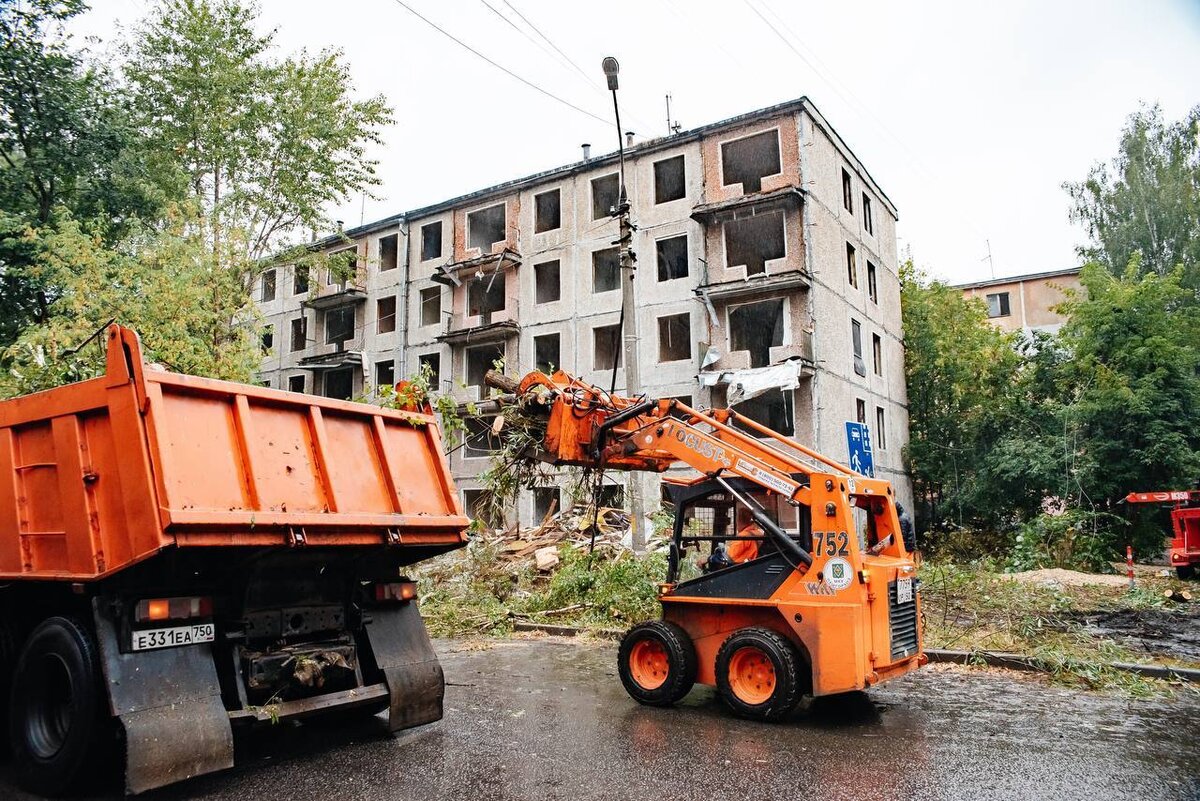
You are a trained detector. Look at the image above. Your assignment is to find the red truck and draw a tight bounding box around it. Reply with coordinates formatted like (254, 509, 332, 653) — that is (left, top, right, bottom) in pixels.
(1125, 491, 1200, 579)
(0, 326, 469, 795)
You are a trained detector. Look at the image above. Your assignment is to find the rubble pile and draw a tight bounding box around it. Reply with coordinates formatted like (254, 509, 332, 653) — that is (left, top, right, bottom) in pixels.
(478, 503, 635, 571)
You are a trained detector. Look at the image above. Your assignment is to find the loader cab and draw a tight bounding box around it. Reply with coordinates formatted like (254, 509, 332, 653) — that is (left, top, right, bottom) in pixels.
(662, 477, 812, 592)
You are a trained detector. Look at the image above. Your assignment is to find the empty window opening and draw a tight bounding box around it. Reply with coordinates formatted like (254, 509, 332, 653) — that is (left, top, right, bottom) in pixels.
(533, 487, 560, 523)
(375, 359, 395, 388)
(729, 299, 784, 368)
(464, 417, 503, 459)
(323, 368, 353, 401)
(534, 333, 561, 374)
(593, 247, 621, 293)
(592, 173, 620, 220)
(851, 320, 866, 377)
(418, 352, 441, 387)
(468, 203, 507, 253)
(421, 221, 442, 261)
(379, 234, 398, 271)
(658, 313, 691, 362)
(842, 168, 853, 213)
(847, 243, 858, 288)
(875, 406, 887, 449)
(856, 398, 866, 424)
(462, 488, 501, 527)
(535, 260, 561, 304)
(467, 272, 506, 323)
(593, 324, 622, 371)
(465, 343, 505, 391)
(377, 295, 397, 334)
(986, 292, 1011, 318)
(260, 269, 276, 302)
(862, 194, 873, 235)
(654, 155, 686, 203)
(260, 325, 273, 354)
(656, 235, 688, 281)
(329, 248, 357, 287)
(420, 287, 442, 327)
(290, 316, 307, 351)
(325, 306, 355, 346)
(535, 189, 561, 233)
(597, 483, 625, 509)
(867, 262, 878, 303)
(872, 333, 882, 376)
(293, 264, 309, 295)
(728, 386, 794, 437)
(287, 374, 305, 393)
(721, 129, 781, 193)
(724, 212, 785, 276)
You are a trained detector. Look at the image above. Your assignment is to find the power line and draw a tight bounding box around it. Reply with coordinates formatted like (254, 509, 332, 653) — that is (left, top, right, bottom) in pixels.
(384, 0, 610, 126)
(501, 0, 597, 88)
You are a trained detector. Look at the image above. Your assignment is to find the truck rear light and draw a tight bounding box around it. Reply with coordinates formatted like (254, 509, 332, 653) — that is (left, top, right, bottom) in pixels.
(135, 596, 213, 623)
(375, 581, 417, 603)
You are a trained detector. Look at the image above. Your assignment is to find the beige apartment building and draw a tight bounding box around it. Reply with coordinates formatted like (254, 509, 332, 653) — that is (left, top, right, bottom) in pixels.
(253, 97, 912, 526)
(956, 267, 1082, 334)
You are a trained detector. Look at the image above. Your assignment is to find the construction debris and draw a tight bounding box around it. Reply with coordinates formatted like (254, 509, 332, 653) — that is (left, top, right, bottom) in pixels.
(476, 503, 644, 566)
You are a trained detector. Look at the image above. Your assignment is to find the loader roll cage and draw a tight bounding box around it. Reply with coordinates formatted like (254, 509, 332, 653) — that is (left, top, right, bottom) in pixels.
(662, 476, 814, 583)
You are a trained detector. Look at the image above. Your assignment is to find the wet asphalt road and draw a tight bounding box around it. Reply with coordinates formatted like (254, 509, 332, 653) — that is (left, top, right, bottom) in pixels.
(3, 637, 1199, 801)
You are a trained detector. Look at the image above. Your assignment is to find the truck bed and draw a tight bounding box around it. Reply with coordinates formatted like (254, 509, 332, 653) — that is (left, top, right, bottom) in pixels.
(0, 326, 468, 579)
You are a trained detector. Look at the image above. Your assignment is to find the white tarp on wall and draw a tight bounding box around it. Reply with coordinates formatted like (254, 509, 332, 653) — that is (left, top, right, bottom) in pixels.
(697, 361, 806, 405)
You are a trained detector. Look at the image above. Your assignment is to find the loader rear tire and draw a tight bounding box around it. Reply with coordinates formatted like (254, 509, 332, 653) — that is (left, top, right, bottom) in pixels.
(9, 617, 109, 797)
(716, 627, 802, 722)
(618, 620, 697, 706)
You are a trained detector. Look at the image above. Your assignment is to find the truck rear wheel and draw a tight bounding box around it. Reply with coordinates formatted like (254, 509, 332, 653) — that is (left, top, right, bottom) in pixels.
(618, 620, 697, 706)
(1177, 565, 1196, 580)
(9, 617, 108, 797)
(716, 627, 803, 721)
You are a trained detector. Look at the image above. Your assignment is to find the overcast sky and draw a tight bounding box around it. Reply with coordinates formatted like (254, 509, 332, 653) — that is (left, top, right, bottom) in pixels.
(76, 0, 1200, 284)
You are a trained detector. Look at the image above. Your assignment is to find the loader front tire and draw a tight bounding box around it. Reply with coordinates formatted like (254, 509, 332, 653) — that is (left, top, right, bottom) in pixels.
(618, 620, 697, 706)
(716, 627, 803, 721)
(1177, 565, 1196, 581)
(9, 617, 109, 797)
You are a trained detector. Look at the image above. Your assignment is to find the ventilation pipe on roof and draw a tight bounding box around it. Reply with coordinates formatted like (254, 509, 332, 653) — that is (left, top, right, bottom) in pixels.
(581, 143, 591, 161)
(625, 131, 635, 147)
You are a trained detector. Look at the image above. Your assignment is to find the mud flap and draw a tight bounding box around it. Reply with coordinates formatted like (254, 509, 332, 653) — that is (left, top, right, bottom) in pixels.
(364, 603, 445, 732)
(92, 599, 234, 795)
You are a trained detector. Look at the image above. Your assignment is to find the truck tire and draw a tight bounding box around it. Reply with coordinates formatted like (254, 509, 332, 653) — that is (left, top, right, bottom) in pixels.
(618, 620, 697, 706)
(1178, 565, 1196, 580)
(9, 617, 109, 797)
(716, 627, 803, 721)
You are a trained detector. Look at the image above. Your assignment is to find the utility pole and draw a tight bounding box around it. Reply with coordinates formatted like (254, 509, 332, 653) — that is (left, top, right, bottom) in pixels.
(603, 57, 646, 551)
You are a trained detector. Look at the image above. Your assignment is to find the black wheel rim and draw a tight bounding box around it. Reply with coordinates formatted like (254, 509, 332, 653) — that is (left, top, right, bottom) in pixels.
(25, 652, 74, 760)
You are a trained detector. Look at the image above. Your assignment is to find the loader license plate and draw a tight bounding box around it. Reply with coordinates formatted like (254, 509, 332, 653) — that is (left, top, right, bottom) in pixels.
(131, 623, 215, 651)
(896, 577, 914, 604)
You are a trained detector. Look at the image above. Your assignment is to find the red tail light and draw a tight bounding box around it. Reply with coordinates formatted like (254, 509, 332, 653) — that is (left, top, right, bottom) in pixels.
(135, 596, 213, 623)
(375, 581, 418, 603)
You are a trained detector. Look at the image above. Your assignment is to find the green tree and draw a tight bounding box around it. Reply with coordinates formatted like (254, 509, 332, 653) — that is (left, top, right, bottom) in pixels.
(125, 0, 392, 262)
(0, 0, 164, 346)
(1066, 104, 1200, 291)
(2, 206, 262, 396)
(900, 260, 1022, 539)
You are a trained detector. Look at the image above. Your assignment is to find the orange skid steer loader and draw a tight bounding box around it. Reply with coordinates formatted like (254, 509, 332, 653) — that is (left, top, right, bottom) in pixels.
(500, 369, 925, 720)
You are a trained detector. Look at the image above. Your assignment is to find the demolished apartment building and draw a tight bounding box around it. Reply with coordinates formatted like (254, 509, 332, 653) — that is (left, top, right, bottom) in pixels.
(253, 97, 911, 525)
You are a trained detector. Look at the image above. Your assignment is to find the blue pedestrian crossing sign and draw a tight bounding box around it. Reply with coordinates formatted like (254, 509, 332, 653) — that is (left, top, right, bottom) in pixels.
(845, 421, 875, 478)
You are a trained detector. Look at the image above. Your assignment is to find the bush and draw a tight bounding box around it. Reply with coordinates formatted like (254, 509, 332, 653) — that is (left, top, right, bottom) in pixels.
(525, 547, 666, 626)
(1008, 509, 1126, 572)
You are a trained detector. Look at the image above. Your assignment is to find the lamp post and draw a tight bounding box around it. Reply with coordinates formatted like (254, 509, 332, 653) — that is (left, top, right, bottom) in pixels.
(602, 56, 645, 551)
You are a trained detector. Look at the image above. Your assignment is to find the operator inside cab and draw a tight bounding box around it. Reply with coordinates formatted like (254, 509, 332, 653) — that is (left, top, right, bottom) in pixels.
(699, 506, 763, 572)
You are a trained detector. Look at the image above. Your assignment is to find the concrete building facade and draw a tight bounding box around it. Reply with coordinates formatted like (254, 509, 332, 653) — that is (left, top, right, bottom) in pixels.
(956, 268, 1082, 335)
(253, 98, 912, 526)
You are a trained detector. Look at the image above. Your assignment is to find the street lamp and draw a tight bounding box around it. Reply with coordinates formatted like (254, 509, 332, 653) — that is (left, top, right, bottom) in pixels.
(601, 55, 645, 551)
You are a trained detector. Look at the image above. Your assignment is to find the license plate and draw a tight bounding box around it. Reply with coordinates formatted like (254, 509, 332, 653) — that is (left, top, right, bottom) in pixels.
(131, 623, 215, 651)
(896, 577, 914, 604)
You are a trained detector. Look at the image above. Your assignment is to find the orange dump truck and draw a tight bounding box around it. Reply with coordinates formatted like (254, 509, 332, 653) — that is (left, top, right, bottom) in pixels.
(0, 326, 469, 795)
